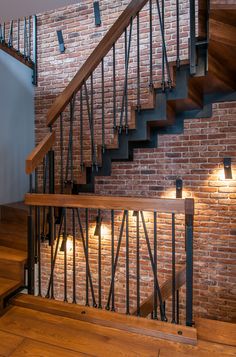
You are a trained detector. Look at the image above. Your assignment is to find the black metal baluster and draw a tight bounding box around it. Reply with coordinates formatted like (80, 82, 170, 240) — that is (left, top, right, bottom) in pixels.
(65, 95, 75, 187)
(60, 113, 64, 193)
(149, 0, 153, 90)
(186, 213, 194, 326)
(136, 211, 140, 316)
(119, 19, 133, 133)
(8, 20, 13, 47)
(46, 210, 65, 298)
(113, 44, 117, 131)
(85, 208, 89, 306)
(98, 209, 102, 308)
(137, 13, 141, 110)
(189, 0, 196, 75)
(176, 0, 180, 68)
(126, 210, 130, 315)
(24, 17, 27, 58)
(155, 0, 172, 88)
(64, 208, 68, 302)
(176, 290, 180, 324)
(153, 211, 158, 319)
(106, 211, 126, 310)
(28, 16, 31, 60)
(91, 74, 97, 171)
(76, 209, 97, 307)
(101, 58, 105, 153)
(140, 212, 166, 321)
(37, 206, 41, 296)
(0, 24, 3, 43)
(50, 207, 55, 299)
(172, 213, 176, 323)
(32, 15, 38, 86)
(72, 209, 77, 303)
(17, 19, 20, 52)
(84, 82, 96, 170)
(27, 174, 35, 295)
(80, 89, 84, 172)
(161, 0, 165, 90)
(111, 210, 115, 311)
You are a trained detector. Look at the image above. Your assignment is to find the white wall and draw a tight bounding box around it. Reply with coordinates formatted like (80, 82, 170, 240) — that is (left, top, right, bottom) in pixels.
(0, 50, 34, 204)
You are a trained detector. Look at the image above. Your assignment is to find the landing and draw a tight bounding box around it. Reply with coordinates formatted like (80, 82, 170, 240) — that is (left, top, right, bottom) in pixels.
(0, 296, 235, 356)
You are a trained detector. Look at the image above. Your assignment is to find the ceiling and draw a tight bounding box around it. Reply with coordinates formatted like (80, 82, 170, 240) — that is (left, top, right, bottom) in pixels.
(0, 0, 80, 22)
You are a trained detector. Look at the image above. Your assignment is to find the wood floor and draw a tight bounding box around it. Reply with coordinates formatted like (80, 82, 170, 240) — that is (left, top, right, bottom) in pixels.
(0, 300, 235, 357)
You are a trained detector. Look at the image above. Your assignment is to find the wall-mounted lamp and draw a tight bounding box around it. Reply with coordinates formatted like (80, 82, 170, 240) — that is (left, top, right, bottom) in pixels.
(60, 235, 67, 252)
(224, 158, 232, 179)
(93, 1, 101, 27)
(94, 215, 102, 236)
(176, 178, 183, 198)
(57, 30, 65, 53)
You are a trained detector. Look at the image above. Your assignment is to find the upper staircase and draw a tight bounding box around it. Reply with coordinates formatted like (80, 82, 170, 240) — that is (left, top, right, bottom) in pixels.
(26, 1, 236, 194)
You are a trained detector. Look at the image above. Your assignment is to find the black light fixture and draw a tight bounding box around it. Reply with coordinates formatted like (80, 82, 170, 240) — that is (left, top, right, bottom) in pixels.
(60, 234, 67, 252)
(224, 158, 232, 179)
(176, 178, 183, 198)
(94, 215, 102, 236)
(57, 30, 65, 53)
(93, 1, 101, 27)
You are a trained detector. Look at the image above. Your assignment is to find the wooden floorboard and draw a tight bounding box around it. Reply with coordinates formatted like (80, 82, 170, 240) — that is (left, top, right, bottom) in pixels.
(12, 294, 197, 345)
(195, 318, 236, 347)
(0, 305, 236, 357)
(10, 340, 92, 357)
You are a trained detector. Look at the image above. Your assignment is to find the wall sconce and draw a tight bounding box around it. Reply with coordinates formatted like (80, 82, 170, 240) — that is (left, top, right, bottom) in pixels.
(176, 178, 183, 198)
(57, 30, 65, 53)
(93, 1, 102, 27)
(224, 158, 232, 179)
(94, 215, 102, 236)
(60, 235, 67, 252)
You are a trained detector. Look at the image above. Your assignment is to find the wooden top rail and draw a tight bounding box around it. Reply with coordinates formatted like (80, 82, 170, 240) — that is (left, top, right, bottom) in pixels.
(25, 131, 56, 174)
(46, 0, 149, 127)
(25, 194, 194, 214)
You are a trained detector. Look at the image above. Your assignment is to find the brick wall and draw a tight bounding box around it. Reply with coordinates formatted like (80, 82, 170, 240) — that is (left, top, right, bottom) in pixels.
(36, 0, 236, 322)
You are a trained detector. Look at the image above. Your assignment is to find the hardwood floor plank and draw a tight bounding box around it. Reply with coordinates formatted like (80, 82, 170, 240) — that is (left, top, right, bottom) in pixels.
(195, 318, 236, 347)
(10, 339, 92, 357)
(0, 330, 23, 357)
(0, 307, 160, 357)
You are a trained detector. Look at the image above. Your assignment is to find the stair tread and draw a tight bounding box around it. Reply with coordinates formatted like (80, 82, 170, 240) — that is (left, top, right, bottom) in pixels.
(1, 202, 27, 211)
(0, 221, 27, 232)
(0, 246, 27, 263)
(0, 277, 22, 297)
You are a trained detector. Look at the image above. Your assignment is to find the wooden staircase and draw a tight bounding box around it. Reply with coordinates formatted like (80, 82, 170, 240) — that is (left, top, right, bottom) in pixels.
(26, 2, 236, 194)
(0, 203, 27, 315)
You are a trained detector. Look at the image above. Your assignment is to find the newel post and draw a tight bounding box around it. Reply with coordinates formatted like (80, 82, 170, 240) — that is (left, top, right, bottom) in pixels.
(185, 198, 194, 326)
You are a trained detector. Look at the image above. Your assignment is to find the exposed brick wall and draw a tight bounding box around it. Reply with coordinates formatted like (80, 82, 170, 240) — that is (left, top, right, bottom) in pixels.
(35, 0, 236, 323)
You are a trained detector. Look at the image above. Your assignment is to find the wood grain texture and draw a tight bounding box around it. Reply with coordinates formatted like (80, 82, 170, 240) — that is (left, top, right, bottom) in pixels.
(0, 306, 161, 357)
(0, 330, 24, 357)
(195, 318, 236, 347)
(131, 265, 186, 317)
(46, 0, 149, 126)
(12, 294, 197, 346)
(25, 131, 56, 174)
(0, 43, 34, 69)
(10, 339, 91, 357)
(24, 194, 194, 214)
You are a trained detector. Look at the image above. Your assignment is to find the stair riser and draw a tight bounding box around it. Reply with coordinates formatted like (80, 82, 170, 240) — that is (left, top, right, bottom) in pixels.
(0, 207, 27, 225)
(0, 261, 25, 282)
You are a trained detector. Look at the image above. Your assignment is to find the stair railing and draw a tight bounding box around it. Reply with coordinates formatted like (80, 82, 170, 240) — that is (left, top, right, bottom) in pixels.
(25, 192, 194, 326)
(25, 0, 201, 197)
(0, 15, 37, 85)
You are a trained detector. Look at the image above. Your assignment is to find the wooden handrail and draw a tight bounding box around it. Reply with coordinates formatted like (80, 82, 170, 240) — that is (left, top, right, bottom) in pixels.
(25, 193, 194, 214)
(131, 264, 186, 317)
(46, 0, 149, 127)
(25, 131, 56, 174)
